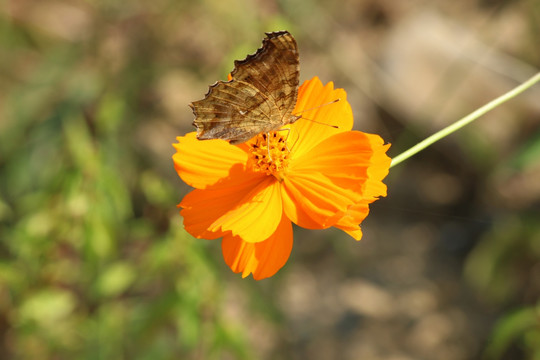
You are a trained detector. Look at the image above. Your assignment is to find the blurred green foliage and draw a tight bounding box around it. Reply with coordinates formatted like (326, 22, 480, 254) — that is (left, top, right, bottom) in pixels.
(466, 215, 540, 359)
(486, 306, 540, 360)
(1, 0, 539, 359)
(464, 136, 540, 359)
(0, 3, 258, 359)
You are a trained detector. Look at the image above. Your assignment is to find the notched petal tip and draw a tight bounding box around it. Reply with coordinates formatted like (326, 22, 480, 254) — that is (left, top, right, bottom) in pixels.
(222, 215, 293, 280)
(283, 131, 390, 228)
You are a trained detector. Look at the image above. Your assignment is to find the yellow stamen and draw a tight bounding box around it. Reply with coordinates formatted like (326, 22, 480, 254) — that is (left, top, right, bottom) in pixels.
(248, 132, 290, 181)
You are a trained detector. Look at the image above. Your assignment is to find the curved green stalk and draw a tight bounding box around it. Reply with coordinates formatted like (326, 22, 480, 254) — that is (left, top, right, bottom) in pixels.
(390, 72, 540, 168)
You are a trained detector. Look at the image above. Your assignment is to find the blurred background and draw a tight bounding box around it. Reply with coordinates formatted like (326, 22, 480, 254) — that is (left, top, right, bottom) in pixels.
(1, 0, 539, 359)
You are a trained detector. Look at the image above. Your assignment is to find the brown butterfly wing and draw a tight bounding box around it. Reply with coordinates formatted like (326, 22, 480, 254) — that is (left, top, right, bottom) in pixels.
(190, 80, 284, 144)
(230, 31, 300, 125)
(191, 31, 300, 144)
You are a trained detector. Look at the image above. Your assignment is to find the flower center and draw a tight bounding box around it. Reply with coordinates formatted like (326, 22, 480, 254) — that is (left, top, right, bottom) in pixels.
(248, 132, 290, 181)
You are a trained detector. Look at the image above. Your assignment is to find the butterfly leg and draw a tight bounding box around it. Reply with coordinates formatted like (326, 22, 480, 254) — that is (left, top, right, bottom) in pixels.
(263, 130, 293, 163)
(266, 132, 273, 161)
(276, 127, 299, 153)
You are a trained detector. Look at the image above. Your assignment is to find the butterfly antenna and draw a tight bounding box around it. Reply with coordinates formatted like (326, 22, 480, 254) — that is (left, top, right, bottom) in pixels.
(300, 117, 339, 128)
(294, 99, 340, 116)
(288, 128, 300, 151)
(293, 99, 341, 128)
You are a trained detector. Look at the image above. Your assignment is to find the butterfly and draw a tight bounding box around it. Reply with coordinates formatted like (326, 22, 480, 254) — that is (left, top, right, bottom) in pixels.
(190, 31, 300, 144)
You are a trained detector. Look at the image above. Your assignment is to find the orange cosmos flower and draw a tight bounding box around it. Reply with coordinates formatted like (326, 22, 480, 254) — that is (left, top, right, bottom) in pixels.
(173, 77, 391, 280)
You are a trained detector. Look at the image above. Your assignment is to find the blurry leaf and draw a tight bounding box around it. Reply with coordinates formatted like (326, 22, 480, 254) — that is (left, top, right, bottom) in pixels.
(96, 167, 133, 223)
(464, 218, 521, 302)
(484, 306, 540, 359)
(65, 177, 89, 218)
(509, 129, 540, 170)
(214, 321, 252, 360)
(524, 328, 540, 359)
(85, 302, 131, 360)
(63, 114, 98, 174)
(140, 170, 176, 206)
(0, 262, 23, 289)
(25, 210, 54, 238)
(19, 289, 76, 326)
(0, 196, 13, 222)
(86, 211, 114, 258)
(175, 299, 201, 349)
(96, 262, 136, 297)
(143, 232, 177, 270)
(96, 93, 126, 135)
(63, 68, 102, 105)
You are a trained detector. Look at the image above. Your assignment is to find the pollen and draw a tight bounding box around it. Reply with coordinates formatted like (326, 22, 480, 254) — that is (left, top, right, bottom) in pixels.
(249, 132, 290, 181)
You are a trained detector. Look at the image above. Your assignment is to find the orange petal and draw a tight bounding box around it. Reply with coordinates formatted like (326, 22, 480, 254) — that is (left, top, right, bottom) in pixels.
(333, 201, 371, 240)
(283, 131, 390, 229)
(221, 214, 293, 280)
(290, 77, 353, 159)
(180, 177, 283, 243)
(173, 132, 255, 189)
(333, 135, 391, 240)
(282, 173, 352, 229)
(361, 137, 392, 201)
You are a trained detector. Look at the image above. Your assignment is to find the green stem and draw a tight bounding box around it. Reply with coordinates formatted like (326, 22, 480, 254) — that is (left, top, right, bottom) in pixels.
(390, 72, 540, 168)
